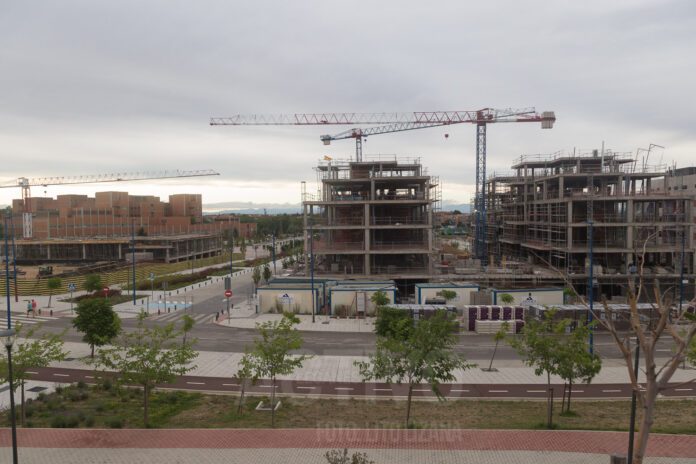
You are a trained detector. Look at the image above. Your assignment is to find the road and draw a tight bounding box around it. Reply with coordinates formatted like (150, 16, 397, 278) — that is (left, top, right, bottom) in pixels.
(27, 366, 696, 400)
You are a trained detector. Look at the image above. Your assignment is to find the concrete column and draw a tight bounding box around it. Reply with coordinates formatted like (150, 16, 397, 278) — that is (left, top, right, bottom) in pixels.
(558, 176, 564, 200)
(82, 244, 87, 260)
(47, 245, 51, 260)
(118, 243, 122, 260)
(567, 201, 573, 249)
(626, 200, 634, 249)
(364, 203, 370, 275)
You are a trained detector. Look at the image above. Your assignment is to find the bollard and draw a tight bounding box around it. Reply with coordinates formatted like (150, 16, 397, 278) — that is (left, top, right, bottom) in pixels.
(50, 309, 53, 316)
(168, 306, 170, 313)
(158, 309, 161, 315)
(216, 312, 219, 321)
(38, 308, 42, 315)
(610, 454, 627, 464)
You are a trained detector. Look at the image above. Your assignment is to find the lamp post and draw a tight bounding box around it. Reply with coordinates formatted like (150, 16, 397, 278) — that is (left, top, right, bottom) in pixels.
(587, 220, 595, 355)
(131, 219, 136, 306)
(310, 216, 315, 323)
(627, 338, 640, 464)
(1, 328, 18, 464)
(680, 230, 685, 314)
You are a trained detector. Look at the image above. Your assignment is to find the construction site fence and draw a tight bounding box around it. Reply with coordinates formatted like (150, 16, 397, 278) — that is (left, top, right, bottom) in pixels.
(0, 253, 242, 297)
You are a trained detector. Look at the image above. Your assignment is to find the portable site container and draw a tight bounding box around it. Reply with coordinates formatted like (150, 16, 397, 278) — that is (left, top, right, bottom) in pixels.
(491, 288, 565, 306)
(388, 304, 458, 322)
(329, 285, 396, 316)
(415, 283, 480, 309)
(266, 278, 333, 309)
(255, 285, 320, 315)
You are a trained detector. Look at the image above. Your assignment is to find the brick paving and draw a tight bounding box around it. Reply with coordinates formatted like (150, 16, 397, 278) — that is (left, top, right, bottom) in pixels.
(1, 428, 695, 457)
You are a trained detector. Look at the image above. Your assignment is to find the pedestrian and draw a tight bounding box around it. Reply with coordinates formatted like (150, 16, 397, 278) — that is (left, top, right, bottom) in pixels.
(27, 300, 33, 317)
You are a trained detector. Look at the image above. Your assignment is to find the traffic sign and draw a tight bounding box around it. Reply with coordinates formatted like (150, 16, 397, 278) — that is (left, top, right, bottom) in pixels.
(150, 273, 155, 280)
(225, 290, 232, 298)
(103, 286, 109, 293)
(67, 283, 76, 291)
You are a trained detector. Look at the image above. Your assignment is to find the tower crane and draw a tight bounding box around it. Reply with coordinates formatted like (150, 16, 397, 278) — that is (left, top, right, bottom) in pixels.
(210, 108, 556, 262)
(0, 169, 220, 238)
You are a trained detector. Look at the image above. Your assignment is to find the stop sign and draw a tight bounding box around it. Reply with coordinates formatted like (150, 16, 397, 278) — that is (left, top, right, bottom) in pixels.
(103, 286, 109, 292)
(225, 290, 232, 298)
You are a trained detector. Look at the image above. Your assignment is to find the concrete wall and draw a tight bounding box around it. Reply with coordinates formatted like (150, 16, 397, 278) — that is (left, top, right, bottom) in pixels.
(329, 287, 396, 316)
(416, 284, 479, 309)
(266, 281, 327, 307)
(492, 288, 565, 306)
(256, 287, 319, 315)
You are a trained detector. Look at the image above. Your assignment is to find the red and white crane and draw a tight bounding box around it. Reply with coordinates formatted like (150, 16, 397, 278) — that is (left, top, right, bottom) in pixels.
(0, 169, 219, 238)
(210, 108, 555, 262)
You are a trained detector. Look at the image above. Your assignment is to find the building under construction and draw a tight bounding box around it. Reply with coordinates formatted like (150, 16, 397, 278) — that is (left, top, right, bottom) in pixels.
(485, 149, 695, 299)
(302, 157, 440, 292)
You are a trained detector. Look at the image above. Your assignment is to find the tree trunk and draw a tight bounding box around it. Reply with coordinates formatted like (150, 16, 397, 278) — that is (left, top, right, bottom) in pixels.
(271, 376, 276, 428)
(405, 385, 413, 429)
(21, 381, 25, 426)
(488, 340, 499, 371)
(634, 390, 656, 464)
(143, 384, 149, 428)
(567, 380, 573, 413)
(546, 370, 553, 428)
(90, 343, 95, 359)
(48, 292, 52, 308)
(237, 378, 246, 415)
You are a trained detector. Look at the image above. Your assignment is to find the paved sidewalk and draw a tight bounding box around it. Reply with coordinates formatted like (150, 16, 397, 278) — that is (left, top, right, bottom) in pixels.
(0, 429, 694, 463)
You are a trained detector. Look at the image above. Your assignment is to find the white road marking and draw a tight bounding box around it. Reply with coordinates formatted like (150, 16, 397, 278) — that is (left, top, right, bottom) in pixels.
(527, 390, 546, 393)
(602, 389, 622, 393)
(489, 390, 508, 393)
(85, 375, 94, 379)
(53, 373, 69, 377)
(222, 383, 239, 387)
(574, 390, 584, 393)
(186, 382, 205, 385)
(259, 385, 277, 388)
(450, 389, 469, 392)
(413, 389, 430, 392)
(26, 371, 38, 375)
(675, 388, 692, 391)
(373, 388, 392, 391)
(296, 386, 315, 390)
(334, 387, 354, 391)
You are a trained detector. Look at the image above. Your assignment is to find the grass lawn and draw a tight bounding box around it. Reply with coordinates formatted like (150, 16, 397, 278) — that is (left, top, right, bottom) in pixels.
(3, 382, 695, 432)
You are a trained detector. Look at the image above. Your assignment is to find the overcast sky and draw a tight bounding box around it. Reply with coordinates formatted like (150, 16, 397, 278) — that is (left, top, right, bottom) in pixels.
(1, 1, 694, 211)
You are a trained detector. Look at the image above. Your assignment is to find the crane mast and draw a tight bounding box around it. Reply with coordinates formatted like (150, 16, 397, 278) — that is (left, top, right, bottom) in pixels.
(1, 169, 220, 239)
(211, 108, 555, 263)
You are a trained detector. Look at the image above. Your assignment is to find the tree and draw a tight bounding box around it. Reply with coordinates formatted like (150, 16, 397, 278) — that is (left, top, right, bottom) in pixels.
(484, 321, 509, 372)
(181, 314, 196, 347)
(236, 354, 253, 415)
(263, 264, 272, 283)
(370, 289, 390, 307)
(499, 293, 515, 305)
(252, 266, 262, 288)
(556, 318, 602, 413)
(0, 324, 68, 425)
(83, 274, 103, 293)
(440, 290, 457, 304)
(136, 227, 147, 237)
(508, 308, 565, 428)
(374, 306, 413, 340)
(240, 236, 247, 257)
(92, 312, 198, 428)
(72, 298, 121, 358)
(356, 310, 474, 428)
(253, 244, 259, 259)
(242, 313, 312, 427)
(46, 277, 62, 308)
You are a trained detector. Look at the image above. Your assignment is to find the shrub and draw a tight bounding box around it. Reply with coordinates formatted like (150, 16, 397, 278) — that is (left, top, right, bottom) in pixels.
(81, 391, 89, 401)
(67, 390, 82, 402)
(77, 380, 87, 389)
(50, 416, 66, 428)
(26, 420, 34, 428)
(95, 402, 106, 413)
(85, 416, 95, 427)
(55, 386, 63, 394)
(37, 392, 46, 401)
(102, 378, 112, 391)
(75, 410, 86, 422)
(65, 414, 80, 428)
(25, 405, 35, 418)
(107, 418, 123, 429)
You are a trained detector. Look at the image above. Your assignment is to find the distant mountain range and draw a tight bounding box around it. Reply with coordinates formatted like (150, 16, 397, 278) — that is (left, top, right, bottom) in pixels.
(204, 201, 472, 215)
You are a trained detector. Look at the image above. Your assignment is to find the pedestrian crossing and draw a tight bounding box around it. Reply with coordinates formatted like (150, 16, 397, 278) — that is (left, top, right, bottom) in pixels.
(7, 313, 59, 328)
(151, 311, 215, 325)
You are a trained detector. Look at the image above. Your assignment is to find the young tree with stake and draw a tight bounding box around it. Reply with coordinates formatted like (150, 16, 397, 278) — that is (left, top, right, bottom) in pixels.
(92, 312, 198, 428)
(242, 312, 312, 427)
(46, 276, 62, 308)
(356, 310, 474, 428)
(0, 324, 68, 425)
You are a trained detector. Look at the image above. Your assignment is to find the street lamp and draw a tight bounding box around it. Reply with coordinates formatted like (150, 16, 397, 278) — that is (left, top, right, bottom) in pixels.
(1, 328, 18, 464)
